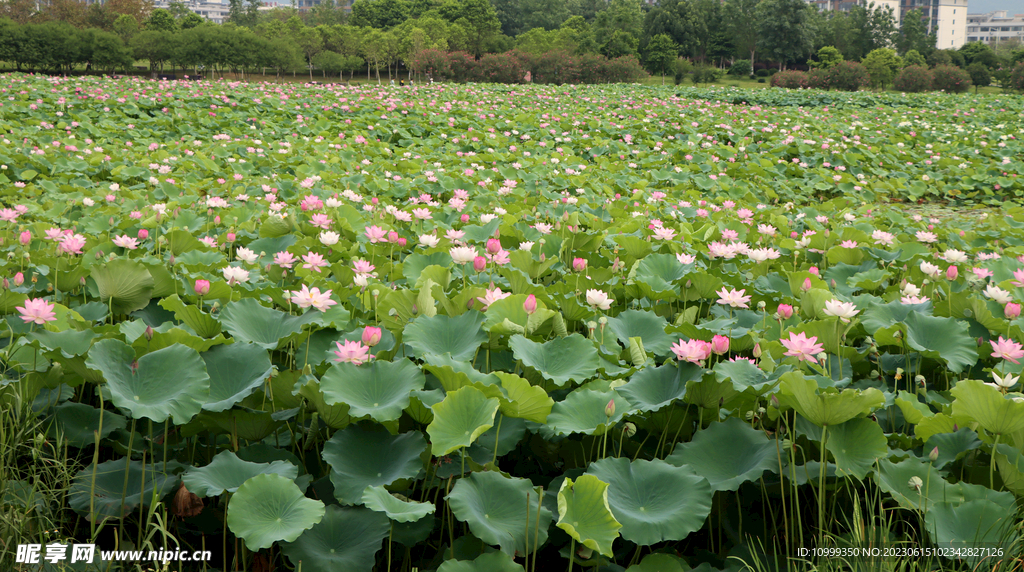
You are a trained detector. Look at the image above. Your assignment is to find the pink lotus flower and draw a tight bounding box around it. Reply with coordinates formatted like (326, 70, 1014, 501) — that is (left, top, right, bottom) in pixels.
(946, 266, 958, 281)
(274, 251, 296, 269)
(586, 289, 613, 311)
(486, 238, 502, 255)
(473, 256, 487, 273)
(523, 294, 537, 315)
(781, 332, 825, 363)
(59, 234, 86, 255)
(194, 279, 210, 296)
(332, 340, 372, 365)
(113, 235, 139, 250)
(652, 227, 676, 240)
(17, 298, 56, 325)
(19, 231, 31, 245)
(676, 253, 696, 265)
(990, 336, 1024, 364)
(900, 295, 929, 304)
(352, 259, 376, 275)
(365, 225, 388, 243)
(301, 252, 328, 273)
(1005, 303, 1021, 320)
(362, 326, 382, 347)
(1013, 268, 1024, 288)
(573, 258, 588, 272)
(309, 214, 332, 230)
(710, 335, 730, 355)
(777, 304, 794, 320)
(670, 338, 712, 363)
(716, 287, 751, 309)
(476, 287, 511, 310)
(0, 208, 19, 222)
(291, 284, 337, 312)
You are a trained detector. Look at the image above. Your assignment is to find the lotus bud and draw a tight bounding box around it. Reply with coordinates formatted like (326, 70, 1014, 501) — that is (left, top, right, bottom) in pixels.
(830, 279, 837, 289)
(685, 280, 692, 289)
(1, 278, 7, 289)
(95, 251, 103, 259)
(138, 229, 149, 239)
(801, 278, 812, 292)
(523, 294, 537, 315)
(169, 254, 175, 265)
(19, 230, 30, 245)
(473, 256, 487, 273)
(623, 422, 637, 437)
(770, 394, 779, 408)
(753, 343, 762, 358)
(809, 266, 820, 277)
(539, 253, 545, 262)
(194, 279, 210, 296)
(604, 399, 615, 418)
(757, 300, 766, 310)
(361, 326, 382, 347)
(144, 326, 154, 341)
(1005, 302, 1021, 320)
(710, 335, 730, 355)
(777, 304, 794, 320)
(14, 272, 23, 286)
(486, 238, 501, 255)
(952, 424, 958, 431)
(908, 476, 923, 491)
(460, 214, 470, 223)
(387, 231, 399, 243)
(929, 447, 939, 463)
(226, 232, 236, 242)
(946, 266, 958, 280)
(572, 257, 587, 272)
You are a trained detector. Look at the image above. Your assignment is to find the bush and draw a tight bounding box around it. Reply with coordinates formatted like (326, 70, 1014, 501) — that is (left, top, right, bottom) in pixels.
(808, 46, 843, 69)
(966, 62, 990, 92)
(931, 64, 971, 93)
(673, 57, 693, 84)
(862, 48, 902, 89)
(1008, 62, 1024, 93)
(754, 68, 771, 77)
(477, 52, 526, 84)
(770, 70, 809, 89)
(766, 68, 779, 76)
(728, 59, 752, 76)
(757, 77, 765, 83)
(828, 61, 870, 91)
(893, 65, 933, 92)
(926, 49, 952, 67)
(691, 65, 722, 85)
(902, 50, 926, 68)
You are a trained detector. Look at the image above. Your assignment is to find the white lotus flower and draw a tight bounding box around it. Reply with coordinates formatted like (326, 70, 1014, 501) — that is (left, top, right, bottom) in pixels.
(992, 371, 1019, 389)
(586, 289, 613, 311)
(450, 246, 478, 264)
(823, 299, 859, 323)
(984, 284, 1013, 305)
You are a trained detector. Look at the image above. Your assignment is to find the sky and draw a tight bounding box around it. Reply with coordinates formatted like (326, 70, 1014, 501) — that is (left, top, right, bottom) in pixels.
(967, 0, 1021, 15)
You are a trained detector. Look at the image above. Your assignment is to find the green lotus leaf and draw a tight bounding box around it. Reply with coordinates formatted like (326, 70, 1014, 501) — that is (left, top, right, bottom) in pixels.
(666, 417, 779, 491)
(158, 294, 222, 338)
(902, 313, 978, 374)
(404, 252, 453, 284)
(321, 425, 427, 504)
(492, 371, 554, 423)
(713, 359, 783, 393)
(91, 259, 155, 314)
(183, 450, 298, 497)
(777, 371, 884, 428)
(295, 377, 351, 429)
(201, 342, 273, 412)
(634, 253, 689, 293)
(925, 500, 1017, 566)
(556, 474, 622, 557)
(437, 552, 525, 572)
(606, 309, 674, 356)
(361, 485, 435, 523)
(427, 386, 499, 456)
(403, 312, 487, 362)
(446, 471, 552, 555)
(69, 459, 178, 521)
(950, 379, 1024, 435)
(86, 339, 210, 423)
(546, 387, 632, 436)
(218, 297, 320, 350)
(873, 457, 960, 511)
(509, 333, 600, 386)
(281, 505, 390, 572)
(824, 417, 888, 479)
(28, 329, 96, 358)
(617, 362, 702, 413)
(227, 473, 325, 550)
(924, 429, 982, 469)
(47, 402, 126, 448)
(320, 358, 425, 423)
(625, 553, 688, 572)
(201, 409, 283, 441)
(586, 458, 712, 546)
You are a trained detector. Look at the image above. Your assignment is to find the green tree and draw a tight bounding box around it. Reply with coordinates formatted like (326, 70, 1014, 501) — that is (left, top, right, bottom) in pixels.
(294, 25, 324, 80)
(897, 8, 934, 57)
(113, 14, 139, 43)
(520, 0, 568, 32)
(902, 49, 925, 67)
(146, 9, 178, 32)
(643, 33, 678, 84)
(965, 61, 990, 92)
(809, 46, 843, 69)
(959, 41, 997, 68)
(641, 0, 697, 57)
(166, 0, 192, 19)
(755, 0, 812, 70)
(438, 0, 499, 56)
(349, 0, 410, 28)
(861, 47, 901, 88)
(723, 0, 758, 63)
(180, 12, 205, 29)
(310, 0, 347, 27)
(89, 29, 134, 72)
(130, 29, 172, 71)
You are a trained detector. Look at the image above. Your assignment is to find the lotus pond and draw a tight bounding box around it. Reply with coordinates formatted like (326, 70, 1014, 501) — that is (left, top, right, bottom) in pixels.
(1, 75, 1024, 572)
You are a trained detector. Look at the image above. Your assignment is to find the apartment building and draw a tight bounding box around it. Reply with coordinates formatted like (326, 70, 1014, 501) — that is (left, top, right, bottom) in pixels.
(900, 0, 966, 48)
(966, 10, 1024, 45)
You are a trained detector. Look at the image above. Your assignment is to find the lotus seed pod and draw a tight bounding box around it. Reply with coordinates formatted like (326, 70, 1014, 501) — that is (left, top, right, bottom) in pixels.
(623, 422, 637, 438)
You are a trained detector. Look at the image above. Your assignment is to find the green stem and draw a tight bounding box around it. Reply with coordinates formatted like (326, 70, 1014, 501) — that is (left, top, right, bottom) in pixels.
(991, 433, 1001, 490)
(567, 537, 576, 572)
(818, 424, 828, 549)
(492, 414, 503, 465)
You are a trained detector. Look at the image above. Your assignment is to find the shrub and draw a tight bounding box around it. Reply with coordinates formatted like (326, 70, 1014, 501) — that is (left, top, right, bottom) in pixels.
(728, 59, 752, 76)
(862, 48, 902, 89)
(477, 52, 526, 84)
(754, 68, 771, 77)
(757, 77, 765, 83)
(902, 49, 926, 68)
(410, 48, 454, 81)
(828, 61, 870, 91)
(926, 50, 952, 67)
(931, 64, 971, 93)
(965, 62, 990, 92)
(447, 51, 479, 82)
(766, 67, 779, 76)
(807, 68, 829, 89)
(1008, 62, 1024, 93)
(808, 46, 843, 69)
(691, 65, 722, 85)
(770, 70, 809, 89)
(673, 57, 693, 84)
(603, 55, 647, 83)
(893, 65, 933, 92)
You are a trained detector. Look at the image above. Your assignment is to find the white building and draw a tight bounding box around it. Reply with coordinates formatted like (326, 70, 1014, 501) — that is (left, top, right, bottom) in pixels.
(151, 0, 232, 23)
(966, 11, 1024, 45)
(805, 0, 966, 48)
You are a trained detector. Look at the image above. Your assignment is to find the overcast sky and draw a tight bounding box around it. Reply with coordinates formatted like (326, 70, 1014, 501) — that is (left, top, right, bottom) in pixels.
(967, 0, 1021, 15)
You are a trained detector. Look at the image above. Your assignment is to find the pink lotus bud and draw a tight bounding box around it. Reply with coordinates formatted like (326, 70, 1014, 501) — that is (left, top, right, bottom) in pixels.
(19, 230, 30, 245)
(790, 231, 799, 238)
(770, 394, 779, 408)
(226, 232, 236, 242)
(214, 215, 221, 225)
(777, 304, 794, 319)
(946, 266, 957, 280)
(2, 278, 7, 289)
(753, 343, 762, 358)
(830, 279, 837, 289)
(194, 279, 210, 296)
(13, 272, 24, 286)
(473, 256, 487, 273)
(710, 335, 730, 355)
(144, 326, 154, 341)
(397, 238, 407, 247)
(138, 229, 149, 239)
(540, 253, 545, 262)
(801, 278, 812, 292)
(573, 258, 587, 272)
(524, 294, 537, 315)
(387, 231, 399, 243)
(460, 214, 470, 223)
(604, 399, 615, 417)
(808, 266, 820, 277)
(1006, 303, 1021, 320)
(486, 238, 501, 255)
(361, 326, 382, 347)
(929, 446, 939, 462)
(371, 197, 379, 204)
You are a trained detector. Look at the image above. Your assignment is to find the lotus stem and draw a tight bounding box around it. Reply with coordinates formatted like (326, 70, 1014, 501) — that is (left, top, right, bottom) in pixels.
(567, 537, 575, 572)
(492, 414, 503, 465)
(991, 433, 1001, 490)
(524, 492, 530, 570)
(532, 489, 542, 572)
(818, 423, 828, 550)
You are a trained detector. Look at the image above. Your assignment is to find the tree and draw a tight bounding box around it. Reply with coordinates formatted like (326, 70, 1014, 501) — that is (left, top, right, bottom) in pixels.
(902, 49, 925, 67)
(0, 0, 35, 25)
(861, 47, 901, 88)
(755, 0, 812, 70)
(104, 0, 154, 25)
(349, 0, 410, 29)
(809, 46, 843, 69)
(641, 0, 697, 57)
(146, 9, 178, 32)
(113, 14, 139, 42)
(310, 0, 347, 27)
(600, 30, 638, 58)
(313, 50, 345, 78)
(520, 0, 568, 33)
(723, 0, 758, 63)
(89, 29, 133, 72)
(166, 1, 191, 19)
(966, 62, 990, 93)
(897, 8, 933, 57)
(180, 12, 205, 29)
(959, 41, 997, 68)
(439, 0, 499, 56)
(130, 29, 172, 71)
(643, 33, 677, 84)
(294, 25, 324, 80)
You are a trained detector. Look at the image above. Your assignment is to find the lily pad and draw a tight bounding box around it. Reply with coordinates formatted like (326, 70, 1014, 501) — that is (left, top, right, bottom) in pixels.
(446, 471, 552, 555)
(91, 259, 155, 314)
(617, 362, 702, 413)
(606, 310, 674, 356)
(547, 387, 632, 436)
(227, 473, 325, 550)
(183, 450, 298, 497)
(777, 371, 884, 428)
(950, 379, 1024, 435)
(509, 333, 600, 386)
(281, 505, 391, 572)
(321, 425, 427, 504)
(556, 474, 622, 557)
(427, 386, 500, 457)
(219, 297, 320, 350)
(201, 342, 273, 412)
(824, 417, 887, 479)
(47, 402, 126, 448)
(437, 552, 526, 572)
(361, 485, 436, 522)
(320, 358, 425, 423)
(403, 312, 487, 362)
(666, 417, 779, 491)
(69, 459, 178, 521)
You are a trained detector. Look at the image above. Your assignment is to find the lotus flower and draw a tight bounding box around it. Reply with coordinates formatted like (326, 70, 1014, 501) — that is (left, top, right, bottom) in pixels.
(780, 332, 825, 363)
(17, 298, 56, 325)
(290, 285, 336, 312)
(332, 340, 372, 365)
(585, 289, 613, 311)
